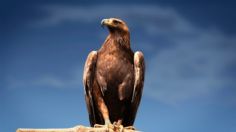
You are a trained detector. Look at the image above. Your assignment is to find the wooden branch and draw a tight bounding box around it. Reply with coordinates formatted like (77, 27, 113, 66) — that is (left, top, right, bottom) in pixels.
(16, 125, 139, 132)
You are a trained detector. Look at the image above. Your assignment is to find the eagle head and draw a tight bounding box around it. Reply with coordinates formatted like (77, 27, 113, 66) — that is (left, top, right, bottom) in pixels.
(101, 18, 129, 34)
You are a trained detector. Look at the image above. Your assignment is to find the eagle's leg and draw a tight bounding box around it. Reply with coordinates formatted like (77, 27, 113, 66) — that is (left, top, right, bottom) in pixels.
(116, 119, 122, 125)
(98, 95, 111, 125)
(94, 96, 113, 129)
(113, 119, 122, 126)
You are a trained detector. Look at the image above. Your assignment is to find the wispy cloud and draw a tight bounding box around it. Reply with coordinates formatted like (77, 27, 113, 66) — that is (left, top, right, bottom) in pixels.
(36, 5, 190, 28)
(29, 5, 236, 104)
(7, 67, 83, 90)
(145, 31, 236, 104)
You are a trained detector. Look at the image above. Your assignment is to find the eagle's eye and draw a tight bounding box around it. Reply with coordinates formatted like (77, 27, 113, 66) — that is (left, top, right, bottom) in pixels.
(113, 20, 121, 25)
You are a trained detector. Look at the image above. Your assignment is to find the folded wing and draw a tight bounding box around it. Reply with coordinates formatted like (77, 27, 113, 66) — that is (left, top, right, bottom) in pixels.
(83, 51, 98, 126)
(129, 51, 145, 124)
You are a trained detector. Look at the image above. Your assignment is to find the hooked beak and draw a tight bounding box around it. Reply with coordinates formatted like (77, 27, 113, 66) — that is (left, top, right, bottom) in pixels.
(101, 19, 110, 28)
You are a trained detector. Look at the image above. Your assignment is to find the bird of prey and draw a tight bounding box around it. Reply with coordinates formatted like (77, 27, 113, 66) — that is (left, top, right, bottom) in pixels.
(83, 18, 145, 128)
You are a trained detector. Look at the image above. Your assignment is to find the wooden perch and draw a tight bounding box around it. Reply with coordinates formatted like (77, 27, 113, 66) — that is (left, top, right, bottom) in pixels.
(16, 125, 139, 132)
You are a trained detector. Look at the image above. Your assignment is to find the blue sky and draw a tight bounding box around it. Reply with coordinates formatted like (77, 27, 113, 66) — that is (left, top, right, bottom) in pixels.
(1, 0, 236, 132)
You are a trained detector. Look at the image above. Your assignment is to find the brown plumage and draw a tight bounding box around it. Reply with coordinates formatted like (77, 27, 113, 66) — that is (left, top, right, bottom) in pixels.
(83, 18, 145, 127)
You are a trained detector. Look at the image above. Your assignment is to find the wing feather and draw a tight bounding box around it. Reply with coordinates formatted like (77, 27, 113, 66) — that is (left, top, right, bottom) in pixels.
(132, 51, 145, 103)
(83, 51, 98, 126)
(125, 51, 145, 126)
(131, 51, 145, 121)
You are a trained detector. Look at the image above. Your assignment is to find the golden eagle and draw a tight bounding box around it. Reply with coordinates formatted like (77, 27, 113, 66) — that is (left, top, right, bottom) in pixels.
(83, 18, 145, 127)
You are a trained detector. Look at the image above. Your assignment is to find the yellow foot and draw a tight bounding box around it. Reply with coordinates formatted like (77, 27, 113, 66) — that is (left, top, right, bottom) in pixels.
(112, 122, 124, 132)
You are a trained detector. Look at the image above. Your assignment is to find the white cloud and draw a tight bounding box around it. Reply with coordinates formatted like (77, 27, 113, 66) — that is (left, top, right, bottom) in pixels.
(31, 5, 236, 104)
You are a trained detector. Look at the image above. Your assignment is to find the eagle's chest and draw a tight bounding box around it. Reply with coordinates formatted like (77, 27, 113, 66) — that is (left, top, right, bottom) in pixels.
(97, 52, 132, 75)
(96, 50, 134, 86)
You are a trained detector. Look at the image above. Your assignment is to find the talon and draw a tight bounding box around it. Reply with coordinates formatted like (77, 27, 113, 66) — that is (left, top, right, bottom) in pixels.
(108, 123, 114, 129)
(113, 124, 124, 132)
(118, 125, 124, 132)
(113, 121, 117, 126)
